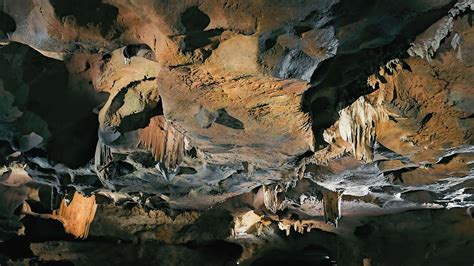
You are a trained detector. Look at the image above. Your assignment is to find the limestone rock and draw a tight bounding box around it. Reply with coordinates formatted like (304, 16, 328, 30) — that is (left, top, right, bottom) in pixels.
(0, 0, 473, 264)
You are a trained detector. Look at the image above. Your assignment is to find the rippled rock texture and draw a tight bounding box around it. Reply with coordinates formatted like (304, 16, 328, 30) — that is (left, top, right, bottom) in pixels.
(0, 0, 473, 265)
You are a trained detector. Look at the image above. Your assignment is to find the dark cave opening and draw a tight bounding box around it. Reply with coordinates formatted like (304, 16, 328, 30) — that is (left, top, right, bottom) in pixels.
(263, 37, 277, 51)
(0, 10, 15, 35)
(0, 214, 74, 263)
(181, 6, 211, 32)
(49, 0, 119, 37)
(184, 240, 243, 264)
(293, 25, 313, 37)
(251, 246, 336, 266)
(0, 43, 100, 168)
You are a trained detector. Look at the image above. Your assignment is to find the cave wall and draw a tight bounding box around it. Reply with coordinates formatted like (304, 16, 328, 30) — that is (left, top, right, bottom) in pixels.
(0, 0, 473, 265)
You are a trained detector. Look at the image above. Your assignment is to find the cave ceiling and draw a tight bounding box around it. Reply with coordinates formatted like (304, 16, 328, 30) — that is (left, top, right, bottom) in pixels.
(0, 0, 473, 265)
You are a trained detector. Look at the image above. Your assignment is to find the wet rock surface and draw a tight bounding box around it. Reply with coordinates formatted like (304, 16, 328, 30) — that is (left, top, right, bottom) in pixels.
(0, 0, 473, 265)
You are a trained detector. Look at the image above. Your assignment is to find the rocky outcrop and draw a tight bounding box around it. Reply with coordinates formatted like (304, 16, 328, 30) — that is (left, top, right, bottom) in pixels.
(408, 0, 474, 61)
(53, 192, 97, 239)
(0, 0, 473, 264)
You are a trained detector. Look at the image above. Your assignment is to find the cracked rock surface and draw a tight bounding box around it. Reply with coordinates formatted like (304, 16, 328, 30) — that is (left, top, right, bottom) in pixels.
(0, 0, 473, 265)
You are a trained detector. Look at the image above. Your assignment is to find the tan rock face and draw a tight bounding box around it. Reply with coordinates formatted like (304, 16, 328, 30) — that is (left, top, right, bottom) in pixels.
(0, 0, 473, 264)
(53, 192, 97, 239)
(157, 66, 313, 168)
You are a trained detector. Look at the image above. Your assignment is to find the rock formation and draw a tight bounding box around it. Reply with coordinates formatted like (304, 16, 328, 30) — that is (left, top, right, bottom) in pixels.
(0, 0, 473, 265)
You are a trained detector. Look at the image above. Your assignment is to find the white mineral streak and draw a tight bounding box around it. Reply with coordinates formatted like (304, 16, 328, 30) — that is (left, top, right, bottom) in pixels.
(262, 184, 286, 213)
(408, 0, 474, 61)
(338, 97, 379, 162)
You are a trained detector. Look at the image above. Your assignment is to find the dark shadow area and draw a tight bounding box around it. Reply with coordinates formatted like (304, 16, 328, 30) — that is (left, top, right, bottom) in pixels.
(181, 7, 210, 32)
(180, 208, 234, 241)
(293, 25, 313, 37)
(309, 97, 333, 148)
(0, 140, 14, 164)
(0, 43, 100, 168)
(183, 28, 224, 53)
(118, 101, 162, 133)
(0, 215, 74, 262)
(22, 47, 99, 168)
(0, 10, 16, 34)
(176, 166, 198, 175)
(252, 246, 335, 266)
(107, 161, 135, 177)
(49, 0, 119, 37)
(21, 216, 74, 242)
(37, 186, 62, 211)
(178, 6, 223, 55)
(185, 240, 243, 264)
(107, 77, 162, 134)
(353, 208, 474, 266)
(215, 108, 245, 130)
(73, 175, 103, 187)
(329, 0, 454, 53)
(263, 37, 277, 51)
(0, 236, 33, 261)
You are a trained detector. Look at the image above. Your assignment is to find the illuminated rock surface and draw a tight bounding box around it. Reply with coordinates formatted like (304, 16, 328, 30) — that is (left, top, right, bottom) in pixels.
(0, 0, 473, 265)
